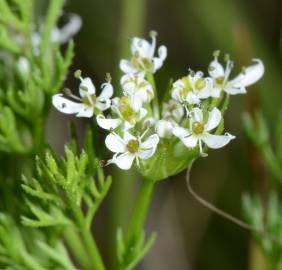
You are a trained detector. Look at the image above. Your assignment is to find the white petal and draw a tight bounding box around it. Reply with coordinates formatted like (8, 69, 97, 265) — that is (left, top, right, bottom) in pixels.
(141, 134, 160, 149)
(96, 99, 111, 111)
(209, 59, 225, 78)
(139, 147, 156, 160)
(99, 83, 113, 99)
(129, 95, 144, 111)
(229, 59, 264, 87)
(17, 57, 30, 76)
(105, 133, 126, 153)
(54, 14, 82, 44)
(173, 126, 190, 137)
(79, 77, 95, 96)
(210, 87, 221, 98)
(205, 107, 222, 131)
(186, 92, 200, 104)
(155, 120, 173, 138)
(191, 107, 203, 123)
(52, 94, 84, 114)
(123, 132, 137, 143)
(224, 86, 247, 95)
(139, 108, 147, 120)
(131, 38, 151, 58)
(124, 121, 134, 131)
(152, 57, 163, 72)
(96, 115, 121, 130)
(181, 135, 198, 148)
(158, 45, 167, 61)
(120, 60, 136, 74)
(202, 133, 235, 149)
(113, 152, 135, 170)
(76, 106, 94, 117)
(197, 78, 213, 99)
(171, 87, 182, 102)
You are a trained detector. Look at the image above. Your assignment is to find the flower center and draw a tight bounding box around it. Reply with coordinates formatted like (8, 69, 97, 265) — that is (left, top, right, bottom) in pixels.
(82, 94, 96, 107)
(180, 77, 192, 96)
(192, 121, 204, 135)
(195, 78, 206, 90)
(119, 96, 137, 124)
(215, 76, 225, 86)
(132, 53, 152, 71)
(127, 139, 139, 153)
(141, 57, 152, 70)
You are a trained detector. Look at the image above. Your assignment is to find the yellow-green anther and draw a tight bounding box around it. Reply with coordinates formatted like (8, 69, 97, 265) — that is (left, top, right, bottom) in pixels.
(105, 73, 112, 82)
(63, 88, 72, 96)
(74, 69, 82, 78)
(224, 54, 230, 62)
(149, 30, 157, 38)
(213, 50, 220, 58)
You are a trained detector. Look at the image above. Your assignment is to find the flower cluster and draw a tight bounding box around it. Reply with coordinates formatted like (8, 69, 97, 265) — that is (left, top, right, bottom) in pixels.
(52, 32, 264, 172)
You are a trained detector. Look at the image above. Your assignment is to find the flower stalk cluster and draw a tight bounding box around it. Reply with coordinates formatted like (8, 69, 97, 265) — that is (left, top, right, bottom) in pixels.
(53, 32, 264, 176)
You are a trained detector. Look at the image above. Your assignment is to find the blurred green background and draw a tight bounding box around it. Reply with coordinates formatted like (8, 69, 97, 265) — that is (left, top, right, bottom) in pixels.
(45, 0, 281, 269)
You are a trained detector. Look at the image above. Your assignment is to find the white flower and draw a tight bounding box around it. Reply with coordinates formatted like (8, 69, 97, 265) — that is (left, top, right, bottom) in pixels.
(173, 107, 235, 154)
(120, 31, 167, 77)
(17, 57, 30, 77)
(155, 120, 175, 138)
(96, 96, 147, 130)
(105, 131, 160, 170)
(121, 74, 154, 111)
(51, 14, 82, 44)
(21, 14, 82, 55)
(171, 72, 214, 105)
(52, 74, 113, 117)
(208, 57, 264, 95)
(162, 100, 184, 123)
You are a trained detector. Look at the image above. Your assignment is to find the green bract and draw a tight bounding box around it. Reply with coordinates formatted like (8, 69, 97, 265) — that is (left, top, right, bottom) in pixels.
(140, 139, 198, 181)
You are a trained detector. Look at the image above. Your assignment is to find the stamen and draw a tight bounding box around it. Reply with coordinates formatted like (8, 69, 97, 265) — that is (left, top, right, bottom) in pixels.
(224, 53, 230, 62)
(213, 50, 220, 59)
(105, 73, 112, 83)
(63, 88, 72, 96)
(63, 88, 81, 101)
(188, 68, 195, 77)
(140, 128, 150, 139)
(74, 69, 82, 80)
(149, 30, 157, 38)
(99, 160, 106, 167)
(136, 157, 140, 167)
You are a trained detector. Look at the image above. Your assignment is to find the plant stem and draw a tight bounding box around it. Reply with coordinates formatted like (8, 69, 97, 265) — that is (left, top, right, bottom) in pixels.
(126, 177, 155, 245)
(63, 227, 91, 269)
(73, 206, 105, 270)
(146, 73, 160, 119)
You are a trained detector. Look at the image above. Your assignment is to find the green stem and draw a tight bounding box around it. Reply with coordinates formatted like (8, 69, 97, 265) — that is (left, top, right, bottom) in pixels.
(73, 206, 105, 270)
(63, 227, 91, 269)
(126, 177, 155, 245)
(146, 73, 160, 119)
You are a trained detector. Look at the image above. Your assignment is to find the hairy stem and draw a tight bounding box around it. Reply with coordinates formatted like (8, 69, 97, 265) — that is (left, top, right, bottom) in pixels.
(73, 206, 105, 270)
(126, 177, 155, 247)
(63, 227, 91, 269)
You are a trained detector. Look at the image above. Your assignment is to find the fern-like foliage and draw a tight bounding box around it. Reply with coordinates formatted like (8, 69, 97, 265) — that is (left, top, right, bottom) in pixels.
(0, 0, 74, 155)
(22, 139, 111, 231)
